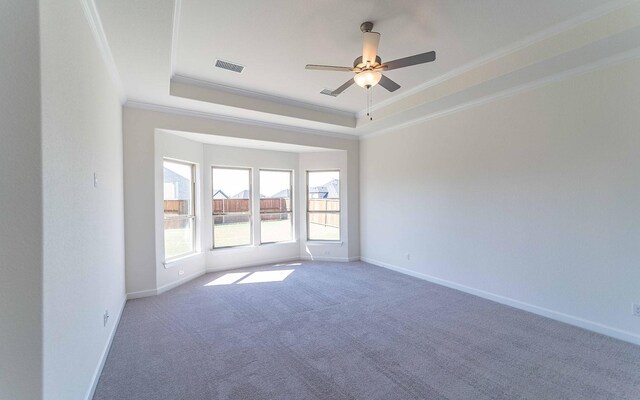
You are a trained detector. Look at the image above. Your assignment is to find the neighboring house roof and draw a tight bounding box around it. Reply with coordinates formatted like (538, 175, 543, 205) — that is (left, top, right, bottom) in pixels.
(231, 189, 250, 199)
(270, 189, 290, 198)
(309, 186, 328, 198)
(163, 168, 191, 199)
(212, 190, 229, 199)
(324, 179, 339, 198)
(309, 179, 339, 199)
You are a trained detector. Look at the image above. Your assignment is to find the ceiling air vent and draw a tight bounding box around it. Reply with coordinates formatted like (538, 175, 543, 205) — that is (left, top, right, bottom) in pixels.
(214, 59, 245, 73)
(320, 89, 337, 97)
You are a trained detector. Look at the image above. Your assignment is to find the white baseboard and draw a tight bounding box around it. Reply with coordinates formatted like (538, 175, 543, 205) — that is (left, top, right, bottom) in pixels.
(84, 296, 127, 400)
(205, 256, 301, 273)
(361, 257, 640, 346)
(126, 270, 206, 299)
(157, 269, 205, 296)
(126, 287, 157, 299)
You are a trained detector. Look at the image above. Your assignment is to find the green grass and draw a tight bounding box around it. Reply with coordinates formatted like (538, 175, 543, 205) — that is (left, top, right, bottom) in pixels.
(214, 222, 252, 248)
(308, 222, 340, 241)
(260, 219, 293, 244)
(164, 227, 194, 259)
(165, 220, 340, 256)
(213, 219, 293, 247)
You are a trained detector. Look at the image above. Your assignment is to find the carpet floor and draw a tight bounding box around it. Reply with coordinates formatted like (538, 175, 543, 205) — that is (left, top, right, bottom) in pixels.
(94, 261, 640, 399)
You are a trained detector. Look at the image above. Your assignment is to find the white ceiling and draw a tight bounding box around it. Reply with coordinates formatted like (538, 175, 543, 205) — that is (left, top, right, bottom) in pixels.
(95, 0, 639, 136)
(174, 0, 604, 112)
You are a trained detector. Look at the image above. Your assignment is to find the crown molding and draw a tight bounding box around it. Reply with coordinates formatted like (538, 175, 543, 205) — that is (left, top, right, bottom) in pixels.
(80, 0, 126, 103)
(360, 47, 640, 140)
(357, 0, 639, 119)
(171, 74, 355, 119)
(91, 0, 639, 142)
(124, 100, 359, 141)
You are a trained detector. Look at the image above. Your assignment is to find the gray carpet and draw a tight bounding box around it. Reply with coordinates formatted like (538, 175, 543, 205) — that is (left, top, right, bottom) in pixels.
(94, 261, 640, 399)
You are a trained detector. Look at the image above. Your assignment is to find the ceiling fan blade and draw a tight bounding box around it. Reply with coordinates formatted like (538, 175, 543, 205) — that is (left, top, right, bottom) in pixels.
(332, 78, 355, 96)
(362, 32, 381, 65)
(378, 74, 401, 92)
(382, 51, 436, 71)
(305, 64, 354, 72)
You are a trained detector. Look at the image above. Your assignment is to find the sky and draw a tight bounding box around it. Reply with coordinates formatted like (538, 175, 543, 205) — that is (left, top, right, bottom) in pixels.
(212, 168, 292, 198)
(307, 171, 338, 188)
(165, 160, 192, 180)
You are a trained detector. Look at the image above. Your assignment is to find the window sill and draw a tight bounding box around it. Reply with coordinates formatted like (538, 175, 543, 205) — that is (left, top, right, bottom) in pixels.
(163, 252, 201, 268)
(260, 240, 297, 247)
(305, 241, 343, 246)
(210, 244, 255, 252)
(210, 240, 298, 252)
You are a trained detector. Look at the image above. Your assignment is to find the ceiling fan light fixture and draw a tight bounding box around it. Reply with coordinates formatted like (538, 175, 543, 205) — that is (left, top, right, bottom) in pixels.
(354, 70, 382, 88)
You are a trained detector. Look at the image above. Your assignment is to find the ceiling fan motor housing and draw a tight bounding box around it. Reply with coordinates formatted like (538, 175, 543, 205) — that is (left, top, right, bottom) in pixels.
(354, 55, 382, 69)
(360, 21, 374, 32)
(304, 20, 435, 96)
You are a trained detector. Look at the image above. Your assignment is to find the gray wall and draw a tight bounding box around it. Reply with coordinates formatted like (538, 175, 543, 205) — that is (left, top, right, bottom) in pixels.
(360, 59, 640, 344)
(0, 1, 43, 399)
(123, 107, 360, 297)
(40, 1, 126, 399)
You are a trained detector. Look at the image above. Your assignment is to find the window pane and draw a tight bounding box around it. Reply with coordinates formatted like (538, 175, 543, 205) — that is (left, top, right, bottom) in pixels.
(307, 171, 339, 209)
(164, 218, 194, 259)
(164, 161, 193, 217)
(212, 167, 252, 248)
(261, 213, 292, 243)
(212, 168, 250, 206)
(260, 170, 291, 212)
(213, 214, 251, 248)
(307, 212, 340, 241)
(307, 171, 340, 241)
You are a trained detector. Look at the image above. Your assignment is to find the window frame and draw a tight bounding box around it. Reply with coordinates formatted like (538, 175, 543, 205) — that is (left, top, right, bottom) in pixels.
(259, 168, 294, 244)
(306, 169, 341, 242)
(211, 165, 253, 249)
(163, 158, 197, 262)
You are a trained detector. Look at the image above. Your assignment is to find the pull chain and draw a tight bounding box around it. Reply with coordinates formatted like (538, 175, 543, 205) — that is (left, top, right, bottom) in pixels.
(365, 86, 373, 121)
(366, 88, 370, 119)
(370, 87, 373, 120)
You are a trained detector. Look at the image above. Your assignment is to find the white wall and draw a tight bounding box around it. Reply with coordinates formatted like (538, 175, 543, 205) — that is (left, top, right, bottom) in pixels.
(299, 151, 353, 261)
(154, 131, 206, 291)
(123, 107, 360, 297)
(0, 1, 43, 399)
(40, 1, 126, 399)
(204, 144, 301, 271)
(360, 59, 640, 344)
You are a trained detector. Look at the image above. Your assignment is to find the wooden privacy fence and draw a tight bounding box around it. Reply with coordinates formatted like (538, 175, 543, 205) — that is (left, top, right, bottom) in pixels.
(307, 199, 339, 228)
(212, 198, 251, 214)
(164, 200, 189, 216)
(259, 198, 291, 213)
(163, 200, 191, 229)
(209, 198, 292, 223)
(166, 198, 337, 226)
(212, 198, 290, 214)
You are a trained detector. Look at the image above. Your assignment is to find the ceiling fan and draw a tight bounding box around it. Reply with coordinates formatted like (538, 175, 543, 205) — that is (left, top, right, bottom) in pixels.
(305, 21, 436, 96)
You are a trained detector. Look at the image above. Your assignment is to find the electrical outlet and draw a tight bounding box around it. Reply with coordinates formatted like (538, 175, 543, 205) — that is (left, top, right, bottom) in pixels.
(324, 251, 330, 255)
(178, 270, 185, 276)
(633, 303, 640, 317)
(405, 253, 411, 260)
(103, 310, 109, 327)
